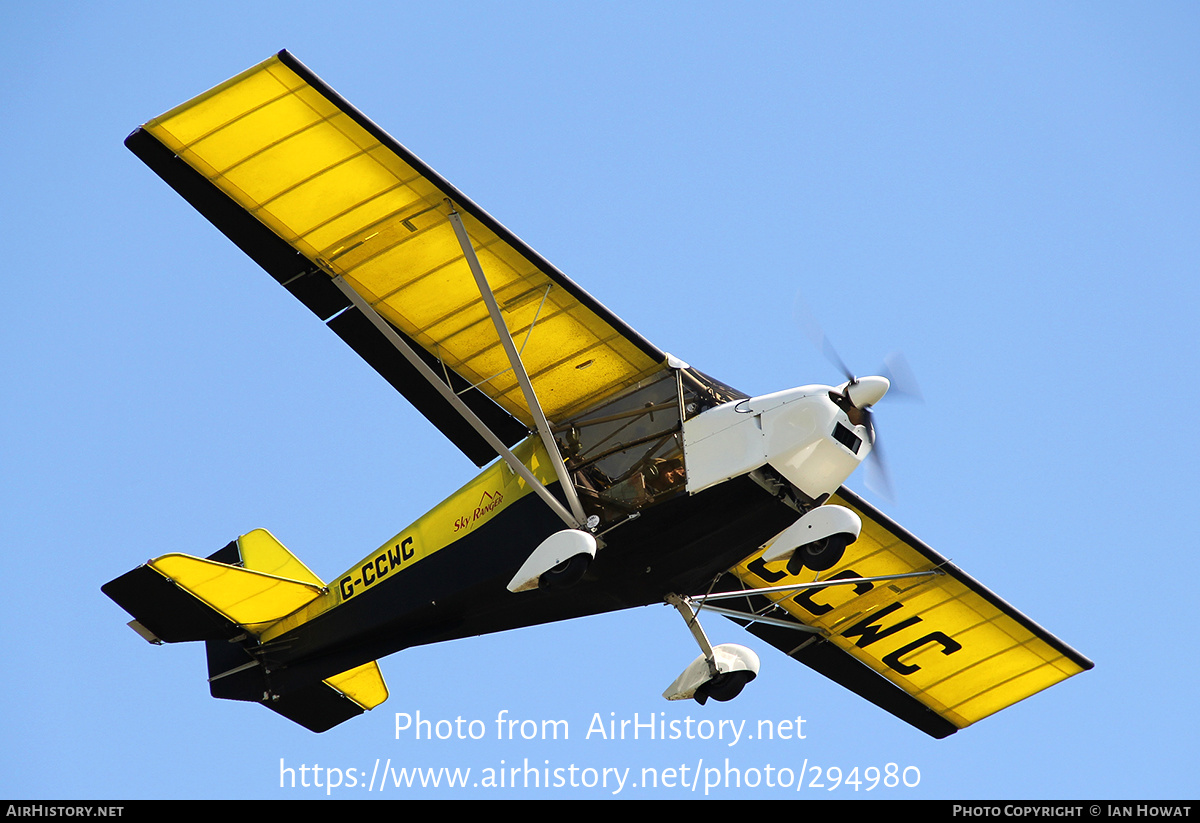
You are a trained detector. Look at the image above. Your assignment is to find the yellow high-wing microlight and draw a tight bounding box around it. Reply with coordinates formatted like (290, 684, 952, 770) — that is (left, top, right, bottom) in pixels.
(104, 52, 1091, 737)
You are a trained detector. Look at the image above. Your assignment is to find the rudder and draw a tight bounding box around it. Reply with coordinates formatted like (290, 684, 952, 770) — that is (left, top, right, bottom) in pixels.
(103, 531, 389, 732)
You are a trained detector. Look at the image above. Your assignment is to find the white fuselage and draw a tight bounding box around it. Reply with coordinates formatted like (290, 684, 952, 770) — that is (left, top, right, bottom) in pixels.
(682, 385, 872, 501)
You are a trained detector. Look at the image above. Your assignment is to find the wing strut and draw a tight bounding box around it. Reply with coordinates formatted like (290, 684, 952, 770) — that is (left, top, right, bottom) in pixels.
(328, 275, 581, 529)
(683, 571, 946, 632)
(697, 570, 946, 604)
(447, 204, 588, 528)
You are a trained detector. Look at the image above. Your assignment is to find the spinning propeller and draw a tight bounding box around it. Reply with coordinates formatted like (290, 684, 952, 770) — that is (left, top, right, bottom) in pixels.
(796, 298, 923, 501)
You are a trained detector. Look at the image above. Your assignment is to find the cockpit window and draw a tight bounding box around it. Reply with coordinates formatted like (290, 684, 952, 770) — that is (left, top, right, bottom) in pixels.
(557, 369, 682, 525)
(557, 366, 744, 527)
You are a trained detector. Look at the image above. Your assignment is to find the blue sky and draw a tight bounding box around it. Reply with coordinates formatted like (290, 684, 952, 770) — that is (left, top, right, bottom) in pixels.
(4, 2, 1198, 799)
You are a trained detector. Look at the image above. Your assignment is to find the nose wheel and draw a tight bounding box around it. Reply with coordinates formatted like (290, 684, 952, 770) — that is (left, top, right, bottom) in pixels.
(661, 593, 759, 704)
(694, 669, 756, 705)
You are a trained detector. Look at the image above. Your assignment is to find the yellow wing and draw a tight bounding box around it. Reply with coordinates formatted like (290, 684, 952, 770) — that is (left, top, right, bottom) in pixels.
(126, 51, 666, 464)
(726, 487, 1092, 737)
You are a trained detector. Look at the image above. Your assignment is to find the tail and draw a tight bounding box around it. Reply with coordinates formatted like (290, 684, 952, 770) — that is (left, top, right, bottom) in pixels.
(102, 529, 388, 732)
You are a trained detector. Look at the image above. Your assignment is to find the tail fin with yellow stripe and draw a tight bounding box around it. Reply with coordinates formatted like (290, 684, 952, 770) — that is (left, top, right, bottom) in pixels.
(102, 529, 388, 732)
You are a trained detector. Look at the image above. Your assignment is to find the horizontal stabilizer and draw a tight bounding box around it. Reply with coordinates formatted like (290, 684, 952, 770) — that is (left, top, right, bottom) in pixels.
(208, 637, 389, 734)
(104, 564, 237, 643)
(105, 552, 324, 641)
(105, 531, 390, 732)
(265, 662, 388, 733)
(104, 529, 327, 643)
(325, 661, 389, 713)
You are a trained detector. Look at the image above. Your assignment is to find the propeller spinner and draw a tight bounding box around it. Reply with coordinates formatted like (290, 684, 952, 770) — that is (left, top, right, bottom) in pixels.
(797, 296, 921, 501)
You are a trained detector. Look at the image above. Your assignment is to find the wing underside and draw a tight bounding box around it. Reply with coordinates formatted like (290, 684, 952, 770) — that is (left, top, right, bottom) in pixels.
(126, 50, 666, 465)
(723, 487, 1092, 737)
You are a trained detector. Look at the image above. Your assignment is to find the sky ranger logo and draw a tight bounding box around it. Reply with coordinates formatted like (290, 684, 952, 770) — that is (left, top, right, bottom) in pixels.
(453, 490, 505, 533)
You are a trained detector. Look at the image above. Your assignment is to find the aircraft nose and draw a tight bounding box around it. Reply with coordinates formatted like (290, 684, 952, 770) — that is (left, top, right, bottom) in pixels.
(846, 375, 890, 409)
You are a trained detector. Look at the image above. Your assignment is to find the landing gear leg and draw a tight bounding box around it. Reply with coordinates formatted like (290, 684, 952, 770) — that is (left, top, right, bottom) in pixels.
(662, 593, 759, 704)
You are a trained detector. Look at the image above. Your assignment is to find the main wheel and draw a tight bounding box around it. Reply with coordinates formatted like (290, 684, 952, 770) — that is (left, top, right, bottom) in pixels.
(538, 553, 590, 590)
(788, 532, 853, 574)
(693, 670, 755, 705)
